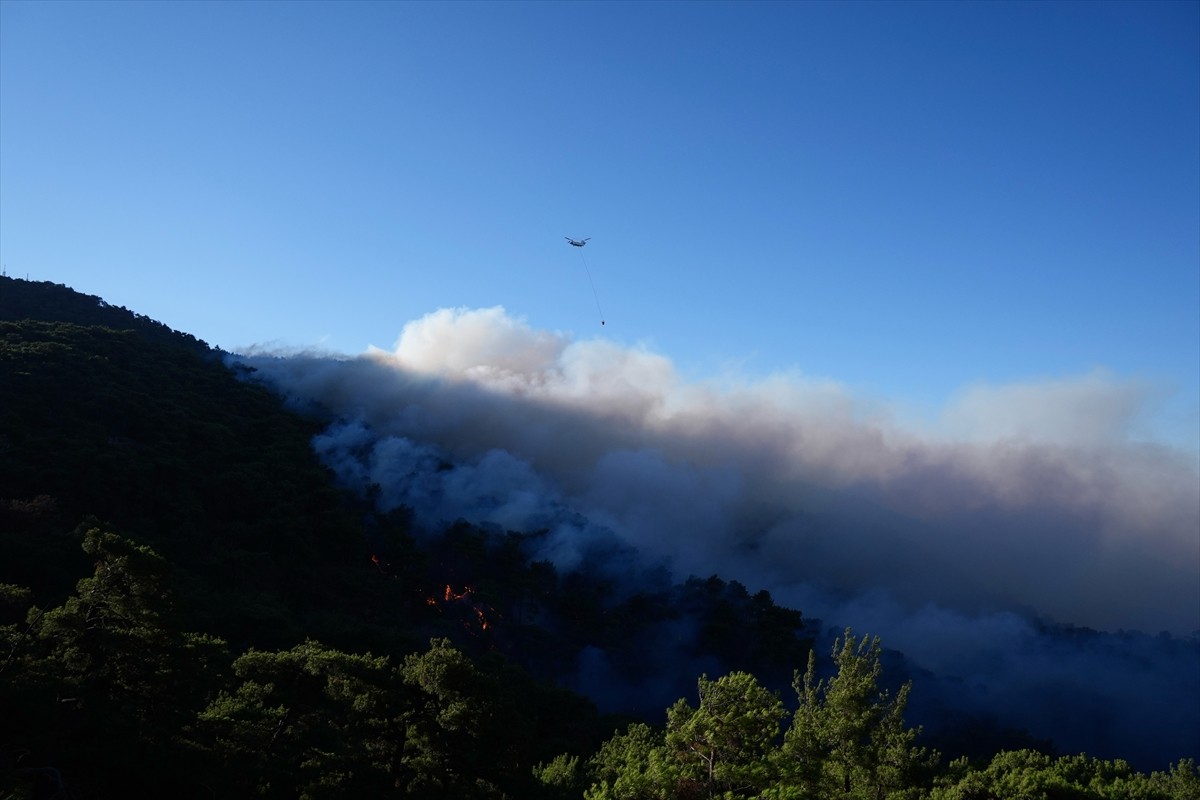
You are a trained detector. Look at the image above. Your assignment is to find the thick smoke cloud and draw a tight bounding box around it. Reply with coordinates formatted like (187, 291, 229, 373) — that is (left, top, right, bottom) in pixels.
(241, 306, 1199, 765)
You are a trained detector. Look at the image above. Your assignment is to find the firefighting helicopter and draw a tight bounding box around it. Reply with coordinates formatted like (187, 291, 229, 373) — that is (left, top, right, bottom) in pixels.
(565, 236, 604, 325)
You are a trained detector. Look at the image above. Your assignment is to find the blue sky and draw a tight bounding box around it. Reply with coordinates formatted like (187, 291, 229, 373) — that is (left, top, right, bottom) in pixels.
(2, 0, 1197, 444)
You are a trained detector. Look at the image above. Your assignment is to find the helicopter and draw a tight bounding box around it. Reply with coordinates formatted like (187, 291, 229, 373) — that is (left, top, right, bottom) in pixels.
(563, 237, 604, 325)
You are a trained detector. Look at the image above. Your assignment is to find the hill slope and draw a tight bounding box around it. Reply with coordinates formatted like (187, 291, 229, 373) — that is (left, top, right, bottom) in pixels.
(0, 278, 391, 648)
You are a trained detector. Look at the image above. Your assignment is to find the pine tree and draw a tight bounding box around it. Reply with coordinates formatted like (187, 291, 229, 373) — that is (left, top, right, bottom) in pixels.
(780, 628, 935, 800)
(664, 671, 787, 798)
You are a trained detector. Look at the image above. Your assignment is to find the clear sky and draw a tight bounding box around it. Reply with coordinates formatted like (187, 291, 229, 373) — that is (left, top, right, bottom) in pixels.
(2, 0, 1197, 445)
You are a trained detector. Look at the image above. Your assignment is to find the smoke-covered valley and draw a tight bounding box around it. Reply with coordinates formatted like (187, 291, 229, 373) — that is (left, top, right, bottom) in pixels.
(241, 306, 1199, 769)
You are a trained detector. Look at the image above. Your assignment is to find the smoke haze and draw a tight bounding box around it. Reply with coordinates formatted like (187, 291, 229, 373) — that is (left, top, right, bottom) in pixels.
(242, 306, 1200, 766)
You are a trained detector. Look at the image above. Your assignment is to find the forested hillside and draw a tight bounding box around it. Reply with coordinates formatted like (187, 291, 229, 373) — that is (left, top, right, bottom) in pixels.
(1, 277, 1195, 799)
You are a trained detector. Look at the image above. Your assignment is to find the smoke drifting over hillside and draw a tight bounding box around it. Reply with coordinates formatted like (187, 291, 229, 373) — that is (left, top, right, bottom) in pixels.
(242, 306, 1199, 766)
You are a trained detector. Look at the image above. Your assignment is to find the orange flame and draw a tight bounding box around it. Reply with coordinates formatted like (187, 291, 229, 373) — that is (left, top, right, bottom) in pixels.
(444, 584, 475, 602)
(427, 584, 496, 633)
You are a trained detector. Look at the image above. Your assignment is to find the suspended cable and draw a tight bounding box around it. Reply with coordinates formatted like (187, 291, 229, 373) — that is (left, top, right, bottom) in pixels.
(577, 247, 605, 326)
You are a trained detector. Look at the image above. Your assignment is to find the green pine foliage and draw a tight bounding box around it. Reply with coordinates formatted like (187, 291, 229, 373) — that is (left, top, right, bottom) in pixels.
(578, 633, 1198, 800)
(1, 524, 230, 797)
(781, 630, 936, 800)
(929, 750, 1199, 800)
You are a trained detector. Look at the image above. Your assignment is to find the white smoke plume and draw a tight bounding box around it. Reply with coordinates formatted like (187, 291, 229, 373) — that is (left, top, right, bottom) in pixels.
(250, 306, 1198, 632)
(241, 306, 1200, 765)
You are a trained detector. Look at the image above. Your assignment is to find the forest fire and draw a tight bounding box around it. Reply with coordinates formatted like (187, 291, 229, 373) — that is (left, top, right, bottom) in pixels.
(426, 584, 494, 633)
(367, 554, 496, 633)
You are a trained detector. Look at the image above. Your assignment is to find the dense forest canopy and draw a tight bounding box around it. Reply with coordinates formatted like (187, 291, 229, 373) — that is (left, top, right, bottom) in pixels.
(1, 277, 1196, 799)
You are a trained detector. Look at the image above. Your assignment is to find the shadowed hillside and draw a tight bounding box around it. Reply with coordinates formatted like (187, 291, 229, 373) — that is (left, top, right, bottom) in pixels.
(0, 277, 367, 648)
